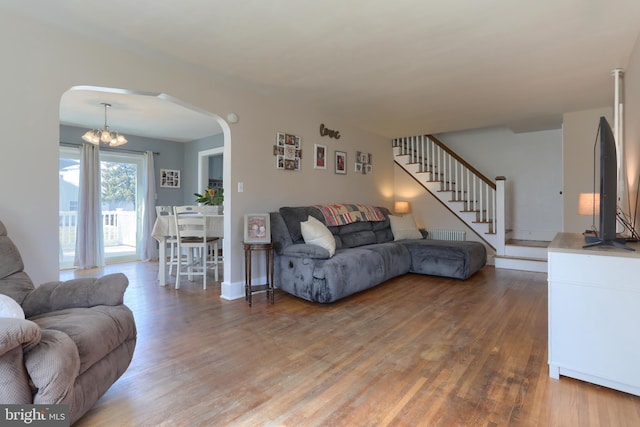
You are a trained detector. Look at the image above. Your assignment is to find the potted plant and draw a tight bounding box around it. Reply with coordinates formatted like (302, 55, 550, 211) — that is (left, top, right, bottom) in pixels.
(194, 187, 224, 213)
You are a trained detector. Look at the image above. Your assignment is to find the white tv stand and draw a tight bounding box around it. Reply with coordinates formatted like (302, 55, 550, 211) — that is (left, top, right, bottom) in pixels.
(547, 232, 640, 396)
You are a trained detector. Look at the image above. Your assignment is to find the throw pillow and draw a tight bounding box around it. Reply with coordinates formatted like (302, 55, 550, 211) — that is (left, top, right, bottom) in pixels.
(300, 215, 336, 257)
(389, 214, 423, 241)
(0, 294, 25, 319)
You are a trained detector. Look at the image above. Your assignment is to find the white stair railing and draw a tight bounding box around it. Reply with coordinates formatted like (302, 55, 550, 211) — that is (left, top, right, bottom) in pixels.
(393, 135, 504, 250)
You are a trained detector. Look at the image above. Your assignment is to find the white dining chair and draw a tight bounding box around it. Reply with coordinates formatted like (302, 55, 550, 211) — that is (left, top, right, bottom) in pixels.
(173, 205, 219, 289)
(155, 206, 178, 275)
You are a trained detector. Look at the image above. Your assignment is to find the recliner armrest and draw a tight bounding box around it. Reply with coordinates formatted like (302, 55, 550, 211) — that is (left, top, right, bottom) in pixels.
(0, 318, 41, 356)
(0, 318, 41, 403)
(21, 273, 129, 318)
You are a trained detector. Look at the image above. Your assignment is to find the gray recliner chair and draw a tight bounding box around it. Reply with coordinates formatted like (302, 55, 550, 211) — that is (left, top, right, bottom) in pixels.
(0, 220, 136, 424)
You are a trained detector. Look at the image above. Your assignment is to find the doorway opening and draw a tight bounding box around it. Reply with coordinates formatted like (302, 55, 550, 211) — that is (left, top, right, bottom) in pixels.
(59, 146, 144, 268)
(198, 147, 224, 196)
(59, 85, 231, 292)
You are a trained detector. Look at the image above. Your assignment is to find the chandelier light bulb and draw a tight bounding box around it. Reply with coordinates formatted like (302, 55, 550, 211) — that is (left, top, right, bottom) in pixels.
(82, 103, 128, 147)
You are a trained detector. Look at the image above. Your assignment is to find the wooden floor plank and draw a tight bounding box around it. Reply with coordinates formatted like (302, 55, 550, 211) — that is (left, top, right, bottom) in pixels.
(61, 263, 640, 426)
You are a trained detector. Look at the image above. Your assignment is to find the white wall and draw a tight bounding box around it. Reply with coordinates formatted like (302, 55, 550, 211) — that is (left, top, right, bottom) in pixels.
(562, 107, 613, 234)
(434, 127, 563, 241)
(0, 11, 392, 291)
(624, 33, 640, 230)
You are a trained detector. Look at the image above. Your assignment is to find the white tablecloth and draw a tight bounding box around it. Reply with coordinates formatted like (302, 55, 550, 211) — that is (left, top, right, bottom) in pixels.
(153, 214, 224, 285)
(152, 214, 224, 241)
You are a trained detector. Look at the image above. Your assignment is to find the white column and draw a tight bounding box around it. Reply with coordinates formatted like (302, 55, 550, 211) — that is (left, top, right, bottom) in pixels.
(613, 68, 626, 233)
(496, 177, 506, 256)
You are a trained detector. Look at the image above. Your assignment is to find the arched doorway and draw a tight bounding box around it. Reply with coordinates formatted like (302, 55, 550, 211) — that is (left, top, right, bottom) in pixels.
(59, 85, 232, 293)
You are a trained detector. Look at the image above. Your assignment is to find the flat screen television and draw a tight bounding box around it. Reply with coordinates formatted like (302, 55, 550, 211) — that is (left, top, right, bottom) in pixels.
(583, 116, 633, 250)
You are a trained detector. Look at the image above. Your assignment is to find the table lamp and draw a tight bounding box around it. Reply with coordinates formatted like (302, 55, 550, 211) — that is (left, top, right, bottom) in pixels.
(578, 192, 599, 235)
(394, 201, 410, 216)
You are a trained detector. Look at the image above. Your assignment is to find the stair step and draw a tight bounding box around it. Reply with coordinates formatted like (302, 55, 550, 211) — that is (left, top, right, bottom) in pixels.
(496, 254, 546, 262)
(504, 241, 549, 259)
(494, 255, 547, 273)
(506, 239, 550, 248)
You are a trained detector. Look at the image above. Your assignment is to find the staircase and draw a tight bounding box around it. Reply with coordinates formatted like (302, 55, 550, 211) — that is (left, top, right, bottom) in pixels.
(494, 239, 549, 273)
(393, 135, 548, 272)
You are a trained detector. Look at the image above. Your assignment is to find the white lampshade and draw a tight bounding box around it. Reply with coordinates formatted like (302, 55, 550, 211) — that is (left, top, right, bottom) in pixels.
(394, 201, 410, 214)
(578, 193, 600, 216)
(81, 130, 100, 145)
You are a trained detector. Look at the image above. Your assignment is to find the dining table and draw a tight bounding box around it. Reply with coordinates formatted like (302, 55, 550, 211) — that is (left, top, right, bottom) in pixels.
(152, 213, 224, 285)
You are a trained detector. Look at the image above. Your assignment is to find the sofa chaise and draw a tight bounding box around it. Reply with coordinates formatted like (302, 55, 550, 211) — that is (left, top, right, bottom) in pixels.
(270, 205, 486, 303)
(0, 220, 136, 424)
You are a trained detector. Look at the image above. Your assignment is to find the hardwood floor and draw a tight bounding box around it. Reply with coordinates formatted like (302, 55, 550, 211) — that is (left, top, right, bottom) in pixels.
(61, 263, 640, 426)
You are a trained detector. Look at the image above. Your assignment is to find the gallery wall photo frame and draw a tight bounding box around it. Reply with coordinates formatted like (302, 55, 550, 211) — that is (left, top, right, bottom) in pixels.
(275, 131, 302, 171)
(244, 213, 271, 243)
(160, 169, 181, 188)
(314, 144, 327, 169)
(355, 151, 373, 175)
(335, 151, 347, 174)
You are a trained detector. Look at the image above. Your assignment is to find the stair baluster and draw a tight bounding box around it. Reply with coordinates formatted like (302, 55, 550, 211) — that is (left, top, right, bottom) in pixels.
(393, 134, 502, 250)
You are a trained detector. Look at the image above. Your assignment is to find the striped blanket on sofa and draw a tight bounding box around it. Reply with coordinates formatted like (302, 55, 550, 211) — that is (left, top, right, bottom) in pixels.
(314, 203, 385, 226)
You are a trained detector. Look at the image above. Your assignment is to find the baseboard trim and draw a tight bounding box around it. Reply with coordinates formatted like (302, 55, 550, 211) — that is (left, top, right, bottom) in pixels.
(220, 280, 245, 300)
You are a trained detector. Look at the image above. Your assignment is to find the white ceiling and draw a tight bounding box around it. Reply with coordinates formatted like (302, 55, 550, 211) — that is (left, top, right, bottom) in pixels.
(59, 88, 222, 143)
(3, 0, 640, 140)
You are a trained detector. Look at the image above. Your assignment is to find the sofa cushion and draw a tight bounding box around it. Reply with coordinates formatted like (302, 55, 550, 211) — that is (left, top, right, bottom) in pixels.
(0, 227, 25, 280)
(21, 274, 128, 319)
(338, 221, 372, 235)
(389, 214, 423, 241)
(301, 216, 336, 257)
(361, 243, 412, 280)
(371, 212, 391, 231)
(279, 207, 324, 243)
(0, 220, 35, 304)
(282, 243, 332, 259)
(402, 239, 487, 280)
(310, 248, 386, 302)
(341, 230, 377, 248)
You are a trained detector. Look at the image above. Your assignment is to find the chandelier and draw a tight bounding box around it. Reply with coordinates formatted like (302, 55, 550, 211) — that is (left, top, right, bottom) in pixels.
(81, 102, 128, 147)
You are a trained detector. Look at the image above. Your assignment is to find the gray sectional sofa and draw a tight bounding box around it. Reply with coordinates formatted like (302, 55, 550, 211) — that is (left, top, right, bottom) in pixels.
(270, 205, 487, 303)
(0, 220, 136, 424)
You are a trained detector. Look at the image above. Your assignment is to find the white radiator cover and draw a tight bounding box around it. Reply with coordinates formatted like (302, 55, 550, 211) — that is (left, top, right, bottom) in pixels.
(424, 229, 466, 241)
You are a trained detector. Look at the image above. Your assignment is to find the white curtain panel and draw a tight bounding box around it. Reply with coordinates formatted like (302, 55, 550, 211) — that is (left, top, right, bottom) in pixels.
(141, 150, 158, 261)
(74, 144, 105, 269)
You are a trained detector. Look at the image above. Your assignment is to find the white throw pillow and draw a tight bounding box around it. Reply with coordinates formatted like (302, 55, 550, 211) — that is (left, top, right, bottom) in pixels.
(0, 294, 25, 319)
(300, 215, 336, 257)
(389, 214, 423, 241)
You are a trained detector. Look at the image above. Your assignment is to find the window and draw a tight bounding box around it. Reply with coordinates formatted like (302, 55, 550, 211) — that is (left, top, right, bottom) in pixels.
(59, 146, 144, 268)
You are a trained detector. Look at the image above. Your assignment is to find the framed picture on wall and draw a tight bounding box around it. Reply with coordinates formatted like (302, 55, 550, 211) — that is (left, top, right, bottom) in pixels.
(314, 144, 327, 169)
(275, 132, 302, 171)
(335, 151, 346, 174)
(244, 213, 271, 243)
(160, 169, 181, 188)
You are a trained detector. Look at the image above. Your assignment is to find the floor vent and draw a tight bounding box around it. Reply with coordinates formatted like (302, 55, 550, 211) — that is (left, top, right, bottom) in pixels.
(424, 229, 466, 241)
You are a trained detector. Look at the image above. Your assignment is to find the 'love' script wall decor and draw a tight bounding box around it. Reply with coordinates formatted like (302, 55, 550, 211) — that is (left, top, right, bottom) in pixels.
(319, 123, 341, 139)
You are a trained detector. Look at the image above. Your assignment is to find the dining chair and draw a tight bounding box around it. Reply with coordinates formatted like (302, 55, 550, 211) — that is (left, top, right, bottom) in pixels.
(173, 205, 220, 290)
(155, 205, 178, 275)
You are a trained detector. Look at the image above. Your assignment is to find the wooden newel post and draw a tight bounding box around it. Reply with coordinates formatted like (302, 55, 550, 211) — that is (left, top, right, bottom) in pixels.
(495, 176, 506, 256)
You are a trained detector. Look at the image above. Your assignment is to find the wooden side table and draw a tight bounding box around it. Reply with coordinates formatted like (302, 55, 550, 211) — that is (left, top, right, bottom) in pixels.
(243, 242, 275, 306)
